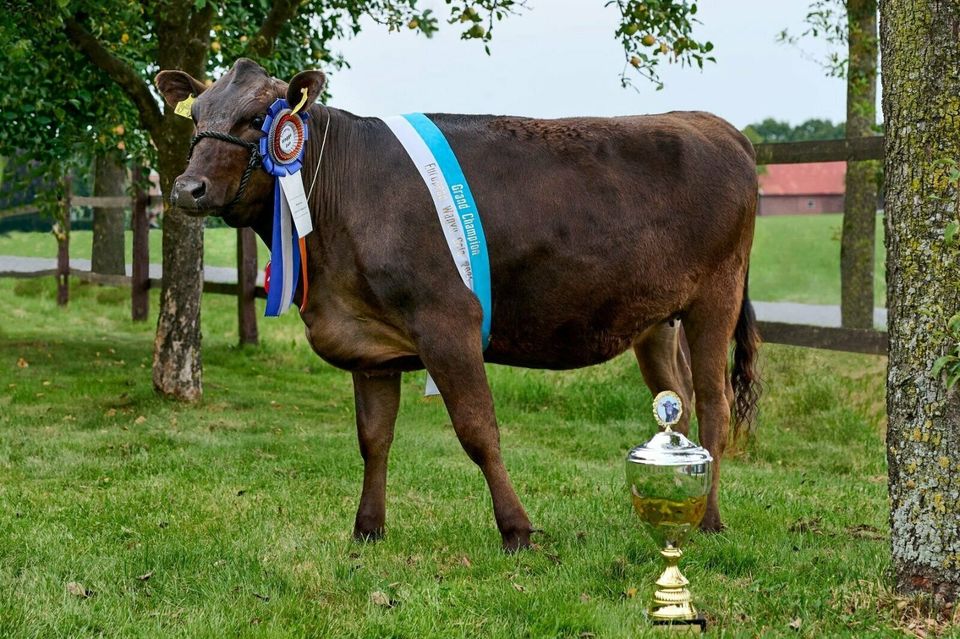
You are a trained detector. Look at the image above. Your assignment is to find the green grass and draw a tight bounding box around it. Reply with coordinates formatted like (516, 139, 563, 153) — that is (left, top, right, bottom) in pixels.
(748, 214, 886, 306)
(0, 213, 885, 305)
(0, 274, 921, 638)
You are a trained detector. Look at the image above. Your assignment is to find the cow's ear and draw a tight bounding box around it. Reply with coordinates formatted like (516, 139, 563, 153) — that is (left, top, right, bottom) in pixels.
(286, 70, 326, 111)
(155, 70, 206, 108)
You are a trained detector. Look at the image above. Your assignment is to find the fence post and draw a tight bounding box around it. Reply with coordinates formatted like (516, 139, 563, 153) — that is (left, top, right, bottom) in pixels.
(131, 166, 150, 321)
(56, 176, 71, 306)
(237, 227, 259, 345)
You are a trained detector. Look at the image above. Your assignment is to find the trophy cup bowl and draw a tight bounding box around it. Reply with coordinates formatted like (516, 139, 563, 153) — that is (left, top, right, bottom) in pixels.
(626, 391, 712, 631)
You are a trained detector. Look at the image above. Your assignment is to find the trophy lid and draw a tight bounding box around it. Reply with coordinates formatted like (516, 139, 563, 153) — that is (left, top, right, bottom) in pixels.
(626, 391, 713, 467)
(626, 430, 713, 467)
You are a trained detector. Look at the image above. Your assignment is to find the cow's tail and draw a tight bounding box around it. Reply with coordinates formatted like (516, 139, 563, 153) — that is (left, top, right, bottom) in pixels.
(731, 272, 762, 436)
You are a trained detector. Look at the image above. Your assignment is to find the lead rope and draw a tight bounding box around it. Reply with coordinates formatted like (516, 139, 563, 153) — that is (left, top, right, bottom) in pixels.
(188, 130, 262, 210)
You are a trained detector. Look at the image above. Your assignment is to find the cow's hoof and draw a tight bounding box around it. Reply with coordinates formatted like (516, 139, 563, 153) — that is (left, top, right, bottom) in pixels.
(352, 526, 385, 543)
(501, 528, 534, 553)
(698, 517, 725, 533)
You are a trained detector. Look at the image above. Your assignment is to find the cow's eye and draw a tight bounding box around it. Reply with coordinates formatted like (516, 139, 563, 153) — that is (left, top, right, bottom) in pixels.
(251, 115, 265, 129)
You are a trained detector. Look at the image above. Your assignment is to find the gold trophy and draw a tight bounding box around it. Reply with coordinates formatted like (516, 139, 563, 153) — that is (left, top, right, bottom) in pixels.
(625, 391, 711, 633)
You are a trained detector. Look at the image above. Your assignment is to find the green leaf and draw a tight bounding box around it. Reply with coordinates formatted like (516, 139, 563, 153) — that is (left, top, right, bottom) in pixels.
(948, 370, 960, 391)
(945, 221, 959, 246)
(931, 355, 953, 378)
(947, 313, 960, 334)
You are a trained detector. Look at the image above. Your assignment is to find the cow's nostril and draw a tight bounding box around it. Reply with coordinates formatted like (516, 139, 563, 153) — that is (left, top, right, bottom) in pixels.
(189, 180, 206, 200)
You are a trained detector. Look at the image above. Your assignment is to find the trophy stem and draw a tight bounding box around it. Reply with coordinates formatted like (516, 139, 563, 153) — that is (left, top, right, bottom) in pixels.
(650, 544, 697, 621)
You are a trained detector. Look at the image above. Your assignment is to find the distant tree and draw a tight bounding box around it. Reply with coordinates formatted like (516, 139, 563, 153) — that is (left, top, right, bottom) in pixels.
(778, 0, 880, 329)
(840, 0, 879, 330)
(792, 117, 848, 141)
(91, 153, 127, 276)
(0, 3, 145, 254)
(742, 117, 845, 143)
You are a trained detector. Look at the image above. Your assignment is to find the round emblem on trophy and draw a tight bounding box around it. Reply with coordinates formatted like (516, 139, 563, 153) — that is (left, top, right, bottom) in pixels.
(267, 109, 305, 165)
(652, 390, 683, 429)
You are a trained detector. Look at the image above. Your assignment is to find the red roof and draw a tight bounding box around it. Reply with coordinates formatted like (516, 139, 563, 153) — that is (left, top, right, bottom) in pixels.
(758, 161, 846, 196)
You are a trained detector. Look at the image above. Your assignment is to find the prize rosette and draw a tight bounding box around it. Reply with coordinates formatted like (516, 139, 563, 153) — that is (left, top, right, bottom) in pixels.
(260, 98, 310, 177)
(260, 97, 311, 317)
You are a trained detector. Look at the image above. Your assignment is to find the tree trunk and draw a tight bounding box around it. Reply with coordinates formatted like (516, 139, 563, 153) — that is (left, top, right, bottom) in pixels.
(131, 165, 150, 322)
(150, 5, 211, 401)
(151, 117, 204, 401)
(91, 153, 127, 275)
(881, 0, 960, 602)
(840, 0, 879, 329)
(56, 175, 71, 307)
(151, 5, 213, 401)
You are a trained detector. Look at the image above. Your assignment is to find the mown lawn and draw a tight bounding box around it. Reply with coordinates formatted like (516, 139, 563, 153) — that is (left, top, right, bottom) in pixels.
(748, 213, 886, 307)
(0, 269, 920, 637)
(0, 212, 886, 306)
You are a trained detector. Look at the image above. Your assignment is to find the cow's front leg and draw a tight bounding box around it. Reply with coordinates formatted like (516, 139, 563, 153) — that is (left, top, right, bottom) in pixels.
(415, 312, 533, 551)
(352, 371, 401, 541)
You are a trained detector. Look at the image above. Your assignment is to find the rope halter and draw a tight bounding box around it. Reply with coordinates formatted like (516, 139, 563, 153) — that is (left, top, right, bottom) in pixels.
(187, 130, 263, 211)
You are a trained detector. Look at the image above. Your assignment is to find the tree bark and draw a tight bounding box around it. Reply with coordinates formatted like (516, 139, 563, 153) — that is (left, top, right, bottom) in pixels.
(131, 165, 150, 322)
(152, 122, 205, 401)
(56, 175, 71, 307)
(841, 0, 879, 329)
(91, 153, 127, 275)
(149, 1, 212, 401)
(881, 0, 960, 601)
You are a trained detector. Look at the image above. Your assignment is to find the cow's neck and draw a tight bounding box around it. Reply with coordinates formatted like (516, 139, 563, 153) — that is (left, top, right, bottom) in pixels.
(255, 105, 364, 312)
(250, 105, 346, 243)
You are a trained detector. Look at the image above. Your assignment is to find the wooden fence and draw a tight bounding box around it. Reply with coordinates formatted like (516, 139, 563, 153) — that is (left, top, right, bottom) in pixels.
(0, 135, 888, 355)
(753, 135, 885, 355)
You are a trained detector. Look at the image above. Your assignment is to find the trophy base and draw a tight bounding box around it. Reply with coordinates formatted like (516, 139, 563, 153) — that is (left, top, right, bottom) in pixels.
(651, 616, 707, 635)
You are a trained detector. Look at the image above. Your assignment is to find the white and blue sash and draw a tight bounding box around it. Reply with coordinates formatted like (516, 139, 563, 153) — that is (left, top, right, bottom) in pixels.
(382, 114, 492, 395)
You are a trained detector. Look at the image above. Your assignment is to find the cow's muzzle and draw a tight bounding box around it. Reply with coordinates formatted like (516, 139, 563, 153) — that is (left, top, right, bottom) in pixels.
(171, 175, 210, 211)
(173, 130, 263, 214)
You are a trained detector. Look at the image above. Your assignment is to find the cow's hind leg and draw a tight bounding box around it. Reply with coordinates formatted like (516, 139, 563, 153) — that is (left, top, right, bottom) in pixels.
(683, 289, 743, 533)
(352, 371, 401, 541)
(414, 310, 533, 552)
(633, 319, 695, 436)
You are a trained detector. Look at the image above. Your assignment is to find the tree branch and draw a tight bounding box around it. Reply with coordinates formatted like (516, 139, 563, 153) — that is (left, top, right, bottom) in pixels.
(248, 0, 303, 58)
(63, 16, 163, 138)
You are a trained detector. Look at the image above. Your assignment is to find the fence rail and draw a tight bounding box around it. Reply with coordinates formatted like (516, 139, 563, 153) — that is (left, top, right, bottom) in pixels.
(757, 321, 886, 355)
(0, 137, 890, 354)
(0, 204, 40, 218)
(754, 135, 884, 165)
(1, 195, 163, 219)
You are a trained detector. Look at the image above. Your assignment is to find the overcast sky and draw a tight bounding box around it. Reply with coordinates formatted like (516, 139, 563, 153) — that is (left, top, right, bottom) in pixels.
(325, 0, 875, 129)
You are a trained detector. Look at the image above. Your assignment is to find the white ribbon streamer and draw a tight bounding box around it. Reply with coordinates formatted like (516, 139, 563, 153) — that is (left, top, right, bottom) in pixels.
(382, 115, 474, 396)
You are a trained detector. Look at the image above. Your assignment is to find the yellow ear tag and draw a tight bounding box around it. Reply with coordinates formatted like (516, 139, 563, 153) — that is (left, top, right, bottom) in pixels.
(291, 87, 309, 115)
(174, 95, 195, 119)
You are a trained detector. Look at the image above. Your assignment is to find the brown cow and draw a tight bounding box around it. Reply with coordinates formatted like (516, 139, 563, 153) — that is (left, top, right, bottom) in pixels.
(155, 58, 760, 551)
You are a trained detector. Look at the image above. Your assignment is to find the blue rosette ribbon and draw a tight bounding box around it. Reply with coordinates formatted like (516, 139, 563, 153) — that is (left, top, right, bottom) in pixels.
(259, 98, 310, 316)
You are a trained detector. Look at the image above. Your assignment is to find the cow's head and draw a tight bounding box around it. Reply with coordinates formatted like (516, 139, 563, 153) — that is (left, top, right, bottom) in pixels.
(155, 58, 326, 227)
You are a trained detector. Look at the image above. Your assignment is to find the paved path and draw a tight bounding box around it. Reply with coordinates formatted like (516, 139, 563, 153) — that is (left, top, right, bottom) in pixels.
(1, 255, 886, 328)
(0, 255, 264, 286)
(752, 301, 887, 330)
